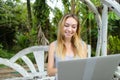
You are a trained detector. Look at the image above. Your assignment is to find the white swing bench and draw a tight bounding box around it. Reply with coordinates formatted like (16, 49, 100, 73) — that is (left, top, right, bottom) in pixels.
(0, 45, 120, 80)
(0, 45, 55, 80)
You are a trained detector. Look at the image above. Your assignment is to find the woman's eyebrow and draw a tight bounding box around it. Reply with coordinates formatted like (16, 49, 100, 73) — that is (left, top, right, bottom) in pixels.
(65, 23, 77, 25)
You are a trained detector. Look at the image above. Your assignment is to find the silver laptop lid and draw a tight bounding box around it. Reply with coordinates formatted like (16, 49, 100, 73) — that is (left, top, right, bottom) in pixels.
(57, 54, 120, 80)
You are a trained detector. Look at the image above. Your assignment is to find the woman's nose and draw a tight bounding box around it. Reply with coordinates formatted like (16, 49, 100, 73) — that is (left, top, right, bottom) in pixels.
(68, 26, 72, 31)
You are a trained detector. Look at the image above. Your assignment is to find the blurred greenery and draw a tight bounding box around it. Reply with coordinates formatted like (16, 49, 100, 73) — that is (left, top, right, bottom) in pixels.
(108, 36, 120, 54)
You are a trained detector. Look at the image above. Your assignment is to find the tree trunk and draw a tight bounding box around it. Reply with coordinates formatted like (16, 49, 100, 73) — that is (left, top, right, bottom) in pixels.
(71, 0, 75, 14)
(37, 24, 49, 45)
(27, 0, 33, 29)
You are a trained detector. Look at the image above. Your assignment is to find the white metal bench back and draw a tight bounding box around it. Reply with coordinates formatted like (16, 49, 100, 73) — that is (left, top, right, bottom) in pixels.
(9, 46, 49, 77)
(33, 51, 44, 73)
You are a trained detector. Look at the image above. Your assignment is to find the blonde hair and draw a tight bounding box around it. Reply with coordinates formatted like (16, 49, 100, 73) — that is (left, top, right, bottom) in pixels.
(56, 13, 85, 59)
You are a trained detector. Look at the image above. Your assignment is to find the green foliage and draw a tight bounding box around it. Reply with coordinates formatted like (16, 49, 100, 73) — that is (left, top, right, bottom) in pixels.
(88, 12, 95, 20)
(108, 14, 120, 38)
(52, 7, 63, 27)
(0, 0, 28, 49)
(0, 43, 14, 61)
(108, 36, 120, 54)
(0, 43, 3, 49)
(28, 27, 38, 44)
(15, 32, 30, 49)
(108, 12, 120, 20)
(62, 0, 70, 14)
(33, 0, 51, 42)
(33, 0, 50, 27)
(12, 26, 38, 52)
(13, 0, 21, 2)
(0, 48, 14, 58)
(49, 6, 63, 42)
(91, 0, 101, 6)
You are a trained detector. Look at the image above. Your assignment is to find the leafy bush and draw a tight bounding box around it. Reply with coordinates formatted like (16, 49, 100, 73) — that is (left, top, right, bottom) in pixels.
(16, 32, 29, 47)
(0, 44, 13, 58)
(108, 36, 120, 54)
(0, 43, 3, 49)
(0, 49, 14, 59)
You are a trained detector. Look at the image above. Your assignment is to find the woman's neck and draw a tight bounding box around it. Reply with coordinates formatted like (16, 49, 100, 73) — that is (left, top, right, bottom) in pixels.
(64, 37, 71, 42)
(64, 40, 72, 48)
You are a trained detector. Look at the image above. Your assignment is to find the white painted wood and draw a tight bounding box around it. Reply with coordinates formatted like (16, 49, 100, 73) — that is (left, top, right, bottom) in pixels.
(115, 66, 120, 78)
(5, 75, 55, 80)
(101, 4, 108, 56)
(21, 56, 37, 73)
(101, 0, 120, 17)
(9, 46, 49, 63)
(87, 45, 91, 58)
(0, 58, 29, 77)
(81, 0, 102, 56)
(0, 46, 54, 79)
(33, 51, 44, 73)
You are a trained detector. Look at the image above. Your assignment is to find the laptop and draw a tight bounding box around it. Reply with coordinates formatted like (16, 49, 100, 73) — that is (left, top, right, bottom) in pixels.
(57, 54, 120, 80)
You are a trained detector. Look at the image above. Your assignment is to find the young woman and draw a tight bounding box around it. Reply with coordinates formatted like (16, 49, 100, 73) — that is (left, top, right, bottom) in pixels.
(47, 13, 87, 77)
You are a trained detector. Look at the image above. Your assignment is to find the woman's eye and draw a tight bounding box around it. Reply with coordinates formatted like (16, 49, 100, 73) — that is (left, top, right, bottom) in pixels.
(64, 25, 69, 27)
(72, 26, 77, 28)
(72, 26, 75, 28)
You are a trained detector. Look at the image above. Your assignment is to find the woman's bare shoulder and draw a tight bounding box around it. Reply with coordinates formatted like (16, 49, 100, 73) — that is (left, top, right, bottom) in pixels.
(48, 41, 57, 56)
(49, 41, 56, 47)
(49, 41, 57, 51)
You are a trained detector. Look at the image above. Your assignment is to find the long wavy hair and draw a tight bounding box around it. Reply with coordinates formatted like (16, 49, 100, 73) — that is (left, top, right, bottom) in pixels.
(56, 13, 85, 59)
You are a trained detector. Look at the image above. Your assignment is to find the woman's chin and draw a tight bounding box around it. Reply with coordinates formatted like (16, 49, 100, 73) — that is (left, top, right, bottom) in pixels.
(64, 36, 72, 39)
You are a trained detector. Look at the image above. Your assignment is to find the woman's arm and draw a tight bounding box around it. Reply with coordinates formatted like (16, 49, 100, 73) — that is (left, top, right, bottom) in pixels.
(47, 41, 57, 76)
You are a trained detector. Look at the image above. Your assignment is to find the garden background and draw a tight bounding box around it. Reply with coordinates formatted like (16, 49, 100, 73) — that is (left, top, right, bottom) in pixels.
(0, 0, 120, 65)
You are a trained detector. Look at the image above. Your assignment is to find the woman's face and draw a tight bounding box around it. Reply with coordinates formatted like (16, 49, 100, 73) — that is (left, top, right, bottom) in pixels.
(63, 17, 78, 39)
